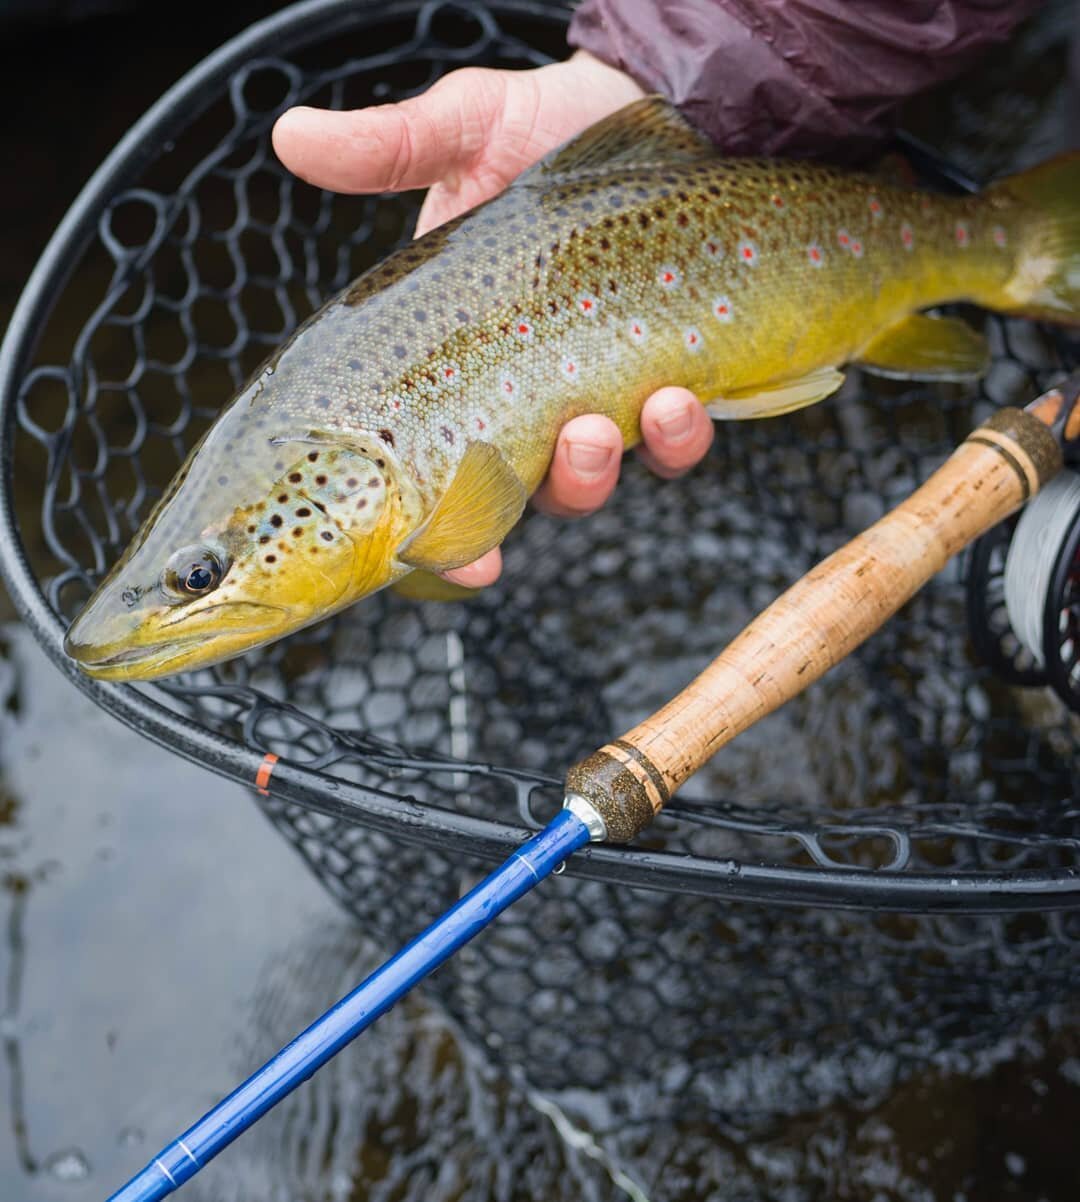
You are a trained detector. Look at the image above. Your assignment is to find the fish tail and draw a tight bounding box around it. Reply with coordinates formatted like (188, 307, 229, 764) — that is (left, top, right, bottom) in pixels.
(983, 153, 1080, 325)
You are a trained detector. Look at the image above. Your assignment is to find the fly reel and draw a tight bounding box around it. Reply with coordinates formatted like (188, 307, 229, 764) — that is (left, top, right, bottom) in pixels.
(967, 394, 1080, 712)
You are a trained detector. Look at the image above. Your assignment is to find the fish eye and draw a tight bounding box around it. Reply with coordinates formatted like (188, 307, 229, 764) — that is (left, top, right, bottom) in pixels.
(162, 546, 227, 600)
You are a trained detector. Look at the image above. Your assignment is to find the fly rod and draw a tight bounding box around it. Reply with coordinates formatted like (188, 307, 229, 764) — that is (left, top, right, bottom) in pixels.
(107, 374, 1080, 1202)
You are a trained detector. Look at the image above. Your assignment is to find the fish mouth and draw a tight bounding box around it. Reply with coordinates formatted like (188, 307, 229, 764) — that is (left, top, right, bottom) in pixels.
(65, 604, 288, 682)
(70, 633, 212, 679)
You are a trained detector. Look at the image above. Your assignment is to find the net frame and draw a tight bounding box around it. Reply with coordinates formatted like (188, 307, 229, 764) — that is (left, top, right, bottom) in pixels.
(0, 0, 1079, 916)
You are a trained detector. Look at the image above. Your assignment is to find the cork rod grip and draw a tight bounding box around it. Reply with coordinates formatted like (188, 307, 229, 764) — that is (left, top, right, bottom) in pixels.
(566, 406, 1063, 842)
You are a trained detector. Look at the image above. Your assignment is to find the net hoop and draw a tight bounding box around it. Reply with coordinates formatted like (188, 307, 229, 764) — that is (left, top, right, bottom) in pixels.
(2, 0, 1079, 912)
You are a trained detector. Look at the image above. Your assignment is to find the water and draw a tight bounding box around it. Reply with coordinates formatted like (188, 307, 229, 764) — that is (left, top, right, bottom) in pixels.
(3, 3, 1080, 1200)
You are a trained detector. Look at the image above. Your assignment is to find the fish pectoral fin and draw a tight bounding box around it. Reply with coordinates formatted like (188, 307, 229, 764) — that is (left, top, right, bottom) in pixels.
(397, 441, 527, 573)
(705, 367, 846, 421)
(391, 571, 483, 602)
(522, 96, 716, 180)
(855, 313, 990, 381)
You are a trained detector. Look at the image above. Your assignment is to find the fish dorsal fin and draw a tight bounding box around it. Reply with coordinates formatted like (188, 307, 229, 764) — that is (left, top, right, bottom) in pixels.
(391, 570, 483, 602)
(705, 367, 846, 421)
(855, 313, 989, 381)
(521, 96, 716, 180)
(397, 441, 526, 573)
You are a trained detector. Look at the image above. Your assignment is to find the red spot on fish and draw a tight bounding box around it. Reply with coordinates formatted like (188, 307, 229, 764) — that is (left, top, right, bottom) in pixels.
(578, 294, 599, 315)
(516, 321, 533, 339)
(869, 197, 882, 217)
(476, 419, 486, 431)
(837, 229, 851, 248)
(658, 267, 679, 288)
(851, 240, 863, 258)
(993, 225, 1007, 248)
(807, 244, 824, 266)
(703, 238, 721, 258)
(685, 328, 703, 351)
(771, 194, 784, 208)
(955, 221, 969, 247)
(628, 318, 647, 341)
(739, 241, 758, 265)
(900, 222, 914, 250)
(562, 357, 579, 380)
(444, 366, 455, 380)
(712, 296, 732, 322)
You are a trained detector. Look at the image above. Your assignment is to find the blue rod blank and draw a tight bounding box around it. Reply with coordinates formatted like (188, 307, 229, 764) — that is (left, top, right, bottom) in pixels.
(108, 807, 590, 1202)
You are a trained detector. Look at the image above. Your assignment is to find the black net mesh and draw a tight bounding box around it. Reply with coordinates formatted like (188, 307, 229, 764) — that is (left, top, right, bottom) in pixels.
(2, 0, 1080, 1132)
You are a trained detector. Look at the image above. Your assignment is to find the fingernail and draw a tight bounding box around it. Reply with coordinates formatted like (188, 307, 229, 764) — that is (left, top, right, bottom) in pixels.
(654, 398, 695, 443)
(567, 441, 615, 478)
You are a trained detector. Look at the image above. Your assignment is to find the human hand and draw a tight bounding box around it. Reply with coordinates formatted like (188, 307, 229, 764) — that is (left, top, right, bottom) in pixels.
(272, 52, 714, 587)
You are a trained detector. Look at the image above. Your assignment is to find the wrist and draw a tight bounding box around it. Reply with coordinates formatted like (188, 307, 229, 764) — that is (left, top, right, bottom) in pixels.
(557, 48, 645, 107)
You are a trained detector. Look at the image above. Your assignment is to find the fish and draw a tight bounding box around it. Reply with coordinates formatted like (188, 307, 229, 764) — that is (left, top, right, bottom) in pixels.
(65, 97, 1080, 680)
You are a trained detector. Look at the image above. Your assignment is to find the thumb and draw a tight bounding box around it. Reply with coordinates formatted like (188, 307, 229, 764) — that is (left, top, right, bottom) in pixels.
(272, 66, 511, 196)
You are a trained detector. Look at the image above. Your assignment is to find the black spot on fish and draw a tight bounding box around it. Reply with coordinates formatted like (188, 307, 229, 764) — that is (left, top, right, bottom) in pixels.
(316, 474, 327, 486)
(482, 274, 494, 288)
(321, 531, 333, 541)
(348, 360, 362, 371)
(378, 429, 395, 447)
(296, 507, 311, 517)
(247, 525, 256, 534)
(357, 498, 367, 510)
(456, 309, 469, 323)
(375, 458, 385, 469)
(368, 476, 380, 487)
(265, 554, 277, 563)
(394, 345, 407, 359)
(278, 494, 288, 504)
(413, 309, 426, 322)
(293, 528, 303, 537)
(288, 472, 302, 483)
(307, 451, 319, 462)
(217, 475, 229, 486)
(259, 535, 270, 544)
(271, 514, 283, 528)
(345, 478, 358, 489)
(315, 396, 331, 409)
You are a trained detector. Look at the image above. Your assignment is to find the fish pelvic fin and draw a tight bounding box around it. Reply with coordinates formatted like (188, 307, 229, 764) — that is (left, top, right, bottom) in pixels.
(391, 570, 483, 602)
(985, 153, 1080, 324)
(855, 313, 989, 381)
(521, 96, 716, 181)
(397, 441, 526, 573)
(705, 367, 845, 421)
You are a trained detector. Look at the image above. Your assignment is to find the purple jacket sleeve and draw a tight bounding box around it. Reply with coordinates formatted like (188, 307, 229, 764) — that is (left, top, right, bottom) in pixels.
(567, 0, 1043, 159)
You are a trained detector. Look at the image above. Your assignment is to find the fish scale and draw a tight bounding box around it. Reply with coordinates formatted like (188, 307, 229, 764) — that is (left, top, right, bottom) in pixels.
(64, 97, 1080, 679)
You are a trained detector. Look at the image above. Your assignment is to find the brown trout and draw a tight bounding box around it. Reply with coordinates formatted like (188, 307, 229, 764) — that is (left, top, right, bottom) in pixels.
(66, 98, 1080, 680)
